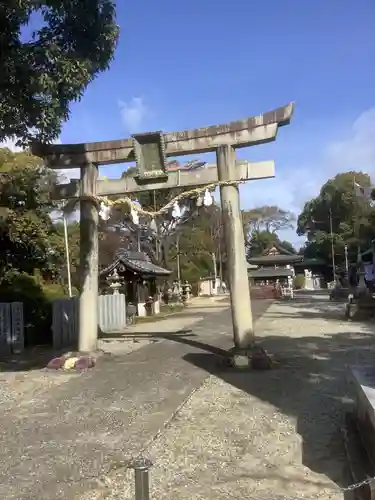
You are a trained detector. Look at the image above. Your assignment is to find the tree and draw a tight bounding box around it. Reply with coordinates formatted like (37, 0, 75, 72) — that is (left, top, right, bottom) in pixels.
(118, 166, 204, 267)
(54, 220, 80, 287)
(247, 230, 278, 258)
(280, 240, 296, 254)
(242, 205, 296, 259)
(0, 148, 77, 343)
(170, 203, 226, 282)
(0, 148, 66, 280)
(105, 167, 226, 282)
(297, 171, 375, 267)
(246, 230, 295, 259)
(1, 1, 119, 145)
(242, 205, 296, 237)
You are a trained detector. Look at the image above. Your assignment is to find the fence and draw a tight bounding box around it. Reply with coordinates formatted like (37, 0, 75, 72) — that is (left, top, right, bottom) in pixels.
(52, 296, 79, 349)
(0, 302, 24, 356)
(127, 453, 375, 500)
(52, 293, 127, 349)
(98, 293, 126, 334)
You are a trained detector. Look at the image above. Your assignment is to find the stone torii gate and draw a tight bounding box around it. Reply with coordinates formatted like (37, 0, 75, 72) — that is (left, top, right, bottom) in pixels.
(32, 103, 294, 353)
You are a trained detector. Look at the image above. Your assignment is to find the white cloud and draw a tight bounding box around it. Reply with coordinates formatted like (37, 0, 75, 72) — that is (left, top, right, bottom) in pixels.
(118, 97, 148, 133)
(240, 106, 375, 246)
(325, 107, 375, 173)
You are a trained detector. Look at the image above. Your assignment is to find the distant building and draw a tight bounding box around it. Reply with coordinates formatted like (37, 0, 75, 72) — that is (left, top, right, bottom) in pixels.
(247, 244, 328, 288)
(247, 244, 303, 286)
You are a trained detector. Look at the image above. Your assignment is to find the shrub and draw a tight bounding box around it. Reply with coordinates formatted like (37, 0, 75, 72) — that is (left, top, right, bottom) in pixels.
(293, 275, 305, 290)
(0, 271, 75, 346)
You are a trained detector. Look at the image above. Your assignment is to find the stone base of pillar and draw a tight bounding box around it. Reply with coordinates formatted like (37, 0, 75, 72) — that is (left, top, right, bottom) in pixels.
(231, 352, 252, 369)
(224, 346, 274, 371)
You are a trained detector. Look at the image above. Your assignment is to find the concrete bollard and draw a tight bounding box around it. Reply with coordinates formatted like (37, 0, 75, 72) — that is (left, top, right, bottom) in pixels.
(128, 457, 153, 500)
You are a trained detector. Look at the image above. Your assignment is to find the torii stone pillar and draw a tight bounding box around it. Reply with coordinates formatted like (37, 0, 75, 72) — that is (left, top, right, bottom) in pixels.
(79, 163, 99, 352)
(217, 145, 253, 348)
(32, 103, 294, 353)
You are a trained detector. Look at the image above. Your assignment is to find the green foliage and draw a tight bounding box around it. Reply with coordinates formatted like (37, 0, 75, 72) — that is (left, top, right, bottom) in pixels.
(54, 220, 81, 287)
(0, 149, 66, 279)
(293, 275, 305, 290)
(0, 271, 71, 345)
(246, 230, 295, 259)
(119, 167, 224, 276)
(169, 204, 225, 282)
(297, 171, 374, 267)
(242, 206, 296, 235)
(243, 205, 296, 259)
(247, 230, 278, 258)
(280, 240, 296, 254)
(0, 1, 119, 145)
(0, 149, 77, 345)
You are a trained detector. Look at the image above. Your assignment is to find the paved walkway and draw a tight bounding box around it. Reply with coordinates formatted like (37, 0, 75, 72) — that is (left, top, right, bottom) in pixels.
(98, 296, 232, 356)
(0, 296, 270, 500)
(93, 295, 375, 500)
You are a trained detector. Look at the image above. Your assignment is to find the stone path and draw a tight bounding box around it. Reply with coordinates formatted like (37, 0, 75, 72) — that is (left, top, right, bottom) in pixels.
(0, 296, 271, 500)
(97, 295, 375, 500)
(98, 296, 229, 356)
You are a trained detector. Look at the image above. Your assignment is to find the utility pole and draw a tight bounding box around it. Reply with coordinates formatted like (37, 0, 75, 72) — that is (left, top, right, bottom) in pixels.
(176, 233, 181, 283)
(329, 207, 336, 282)
(153, 190, 159, 261)
(344, 244, 349, 274)
(218, 240, 223, 288)
(212, 251, 217, 292)
(63, 215, 73, 298)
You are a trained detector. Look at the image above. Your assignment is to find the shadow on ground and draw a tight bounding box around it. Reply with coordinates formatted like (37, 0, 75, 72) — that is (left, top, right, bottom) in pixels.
(181, 297, 375, 493)
(0, 346, 69, 372)
(0, 298, 271, 373)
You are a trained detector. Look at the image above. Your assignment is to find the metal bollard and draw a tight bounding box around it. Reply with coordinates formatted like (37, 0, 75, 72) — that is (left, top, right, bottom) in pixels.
(128, 457, 153, 500)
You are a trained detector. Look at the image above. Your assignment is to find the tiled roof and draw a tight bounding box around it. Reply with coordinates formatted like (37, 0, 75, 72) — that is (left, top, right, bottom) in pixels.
(248, 254, 303, 265)
(249, 268, 294, 278)
(100, 249, 172, 277)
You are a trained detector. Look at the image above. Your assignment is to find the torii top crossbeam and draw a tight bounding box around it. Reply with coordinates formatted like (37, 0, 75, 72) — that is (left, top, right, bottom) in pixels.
(31, 103, 294, 168)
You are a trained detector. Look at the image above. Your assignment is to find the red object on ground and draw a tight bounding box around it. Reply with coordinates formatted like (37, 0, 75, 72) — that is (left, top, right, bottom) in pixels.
(47, 357, 65, 370)
(75, 357, 95, 371)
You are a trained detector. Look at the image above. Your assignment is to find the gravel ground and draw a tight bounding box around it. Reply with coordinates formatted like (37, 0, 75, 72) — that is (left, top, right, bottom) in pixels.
(90, 295, 375, 500)
(0, 297, 226, 408)
(0, 370, 77, 412)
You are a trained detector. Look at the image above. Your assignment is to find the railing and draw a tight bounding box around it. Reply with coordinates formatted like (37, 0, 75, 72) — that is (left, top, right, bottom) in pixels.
(127, 454, 375, 500)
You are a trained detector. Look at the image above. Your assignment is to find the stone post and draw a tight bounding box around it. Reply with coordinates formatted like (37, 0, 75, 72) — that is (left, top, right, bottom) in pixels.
(79, 163, 99, 352)
(216, 145, 254, 349)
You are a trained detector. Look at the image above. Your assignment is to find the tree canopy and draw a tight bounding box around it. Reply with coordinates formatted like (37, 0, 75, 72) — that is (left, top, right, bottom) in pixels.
(297, 171, 375, 267)
(242, 205, 295, 235)
(119, 166, 211, 268)
(0, 148, 67, 280)
(0, 0, 119, 145)
(242, 205, 296, 258)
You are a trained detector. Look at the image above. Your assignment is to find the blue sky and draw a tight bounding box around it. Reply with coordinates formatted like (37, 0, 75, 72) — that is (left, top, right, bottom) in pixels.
(5, 0, 375, 245)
